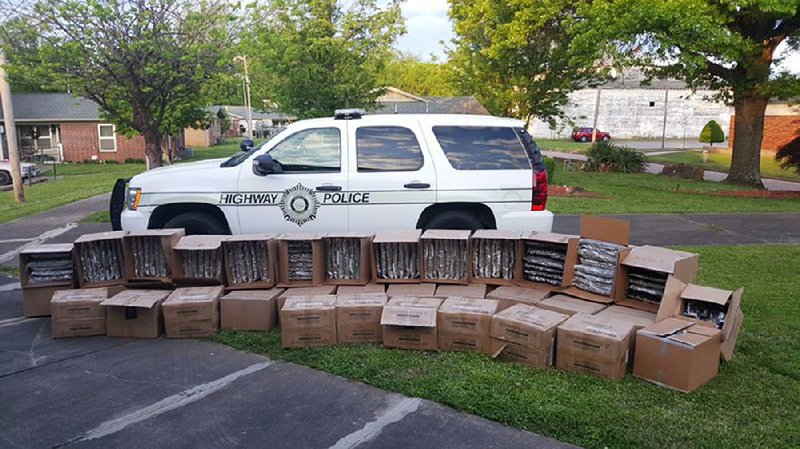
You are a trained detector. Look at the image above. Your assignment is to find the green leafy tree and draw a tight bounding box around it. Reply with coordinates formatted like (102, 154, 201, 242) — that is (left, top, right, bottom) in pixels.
(447, 0, 609, 126)
(378, 52, 462, 97)
(699, 120, 725, 146)
(246, 0, 405, 119)
(0, 0, 235, 167)
(575, 0, 800, 188)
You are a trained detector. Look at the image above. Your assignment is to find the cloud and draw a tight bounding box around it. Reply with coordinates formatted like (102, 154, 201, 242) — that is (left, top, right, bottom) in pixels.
(384, 0, 454, 61)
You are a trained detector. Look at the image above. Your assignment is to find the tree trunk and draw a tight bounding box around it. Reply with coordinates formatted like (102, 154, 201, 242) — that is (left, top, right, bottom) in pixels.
(726, 94, 767, 188)
(143, 129, 163, 168)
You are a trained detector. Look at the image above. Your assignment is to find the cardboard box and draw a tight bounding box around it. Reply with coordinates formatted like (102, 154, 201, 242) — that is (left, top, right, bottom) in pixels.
(656, 277, 743, 361)
(614, 246, 699, 312)
(556, 313, 635, 380)
(386, 283, 435, 297)
(323, 233, 372, 285)
(487, 286, 551, 311)
(420, 230, 472, 285)
(381, 296, 441, 350)
(562, 216, 631, 303)
(74, 231, 128, 288)
(222, 234, 277, 290)
(435, 283, 487, 299)
(19, 243, 75, 288)
(280, 295, 337, 348)
(437, 297, 499, 353)
(22, 285, 73, 317)
(633, 318, 722, 392)
(221, 288, 284, 332)
(337, 283, 386, 296)
(171, 235, 226, 285)
(336, 294, 388, 344)
(51, 288, 110, 319)
(277, 233, 324, 287)
(595, 305, 657, 331)
(52, 318, 106, 339)
(162, 286, 223, 338)
(101, 289, 170, 338)
(490, 304, 570, 368)
(517, 232, 578, 290)
(536, 294, 608, 316)
(278, 285, 337, 310)
(123, 229, 184, 283)
(372, 230, 422, 284)
(470, 230, 520, 285)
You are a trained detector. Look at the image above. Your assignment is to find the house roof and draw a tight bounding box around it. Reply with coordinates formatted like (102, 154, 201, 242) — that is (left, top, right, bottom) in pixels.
(598, 68, 689, 90)
(220, 105, 294, 121)
(0, 93, 101, 122)
(374, 95, 490, 115)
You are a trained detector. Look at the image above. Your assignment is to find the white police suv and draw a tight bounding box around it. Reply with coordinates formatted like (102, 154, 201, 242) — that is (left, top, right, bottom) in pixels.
(113, 111, 553, 234)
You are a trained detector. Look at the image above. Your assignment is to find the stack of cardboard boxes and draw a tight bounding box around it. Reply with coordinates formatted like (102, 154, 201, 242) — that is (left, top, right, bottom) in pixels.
(23, 216, 745, 393)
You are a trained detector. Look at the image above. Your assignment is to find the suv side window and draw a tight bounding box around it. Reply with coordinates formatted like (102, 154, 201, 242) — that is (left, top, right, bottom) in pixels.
(267, 127, 340, 172)
(356, 126, 423, 172)
(432, 126, 532, 170)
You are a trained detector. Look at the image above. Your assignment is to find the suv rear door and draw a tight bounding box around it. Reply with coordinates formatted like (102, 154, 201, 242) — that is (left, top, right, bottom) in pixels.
(346, 117, 436, 232)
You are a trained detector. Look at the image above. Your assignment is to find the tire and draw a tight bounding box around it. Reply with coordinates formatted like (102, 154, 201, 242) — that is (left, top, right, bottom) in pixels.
(424, 210, 484, 231)
(0, 171, 10, 186)
(580, 136, 588, 142)
(162, 212, 228, 235)
(602, 135, 610, 141)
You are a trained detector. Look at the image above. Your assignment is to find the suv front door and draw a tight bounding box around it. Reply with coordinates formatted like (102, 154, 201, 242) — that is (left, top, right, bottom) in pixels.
(236, 125, 349, 233)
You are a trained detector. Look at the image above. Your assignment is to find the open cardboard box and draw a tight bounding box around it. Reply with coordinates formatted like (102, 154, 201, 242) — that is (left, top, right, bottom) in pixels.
(381, 296, 442, 351)
(437, 297, 499, 353)
(490, 304, 570, 368)
(487, 285, 551, 311)
(74, 231, 128, 288)
(556, 313, 635, 381)
(123, 229, 184, 284)
(277, 233, 324, 287)
(613, 246, 699, 312)
(516, 232, 579, 291)
(222, 234, 277, 290)
(470, 230, 520, 286)
(657, 277, 743, 361)
(322, 233, 372, 286)
(171, 235, 227, 285)
(561, 216, 631, 304)
(101, 289, 170, 338)
(371, 230, 422, 284)
(419, 230, 472, 285)
(19, 243, 75, 289)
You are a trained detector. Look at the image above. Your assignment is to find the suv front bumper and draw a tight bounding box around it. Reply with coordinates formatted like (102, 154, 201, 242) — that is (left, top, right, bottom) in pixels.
(120, 207, 153, 232)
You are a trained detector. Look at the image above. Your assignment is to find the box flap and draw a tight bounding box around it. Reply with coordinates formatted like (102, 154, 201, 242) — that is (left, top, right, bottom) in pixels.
(640, 317, 694, 336)
(223, 288, 284, 301)
(166, 286, 224, 304)
(687, 324, 722, 337)
(471, 230, 520, 240)
(280, 233, 321, 241)
(440, 297, 498, 315)
(435, 284, 487, 298)
(283, 295, 336, 310)
(579, 216, 630, 245)
(126, 228, 185, 237)
(224, 233, 276, 242)
(681, 284, 733, 306)
(174, 235, 225, 251)
(622, 246, 698, 273)
(560, 313, 634, 341)
(668, 332, 712, 347)
(323, 232, 372, 239)
(595, 305, 656, 328)
(373, 230, 421, 243)
(101, 289, 169, 308)
(338, 284, 386, 295)
(52, 288, 108, 303)
(336, 294, 388, 306)
(75, 231, 127, 243)
(20, 243, 74, 255)
(387, 284, 436, 297)
(538, 294, 607, 315)
(381, 305, 437, 327)
(387, 296, 443, 308)
(524, 232, 577, 244)
(487, 286, 550, 303)
(420, 229, 472, 240)
(281, 285, 337, 297)
(496, 304, 569, 330)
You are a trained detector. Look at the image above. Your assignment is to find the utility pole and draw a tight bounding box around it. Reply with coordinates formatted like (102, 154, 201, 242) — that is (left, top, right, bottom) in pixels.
(236, 55, 254, 139)
(591, 88, 601, 143)
(661, 79, 670, 149)
(0, 51, 24, 203)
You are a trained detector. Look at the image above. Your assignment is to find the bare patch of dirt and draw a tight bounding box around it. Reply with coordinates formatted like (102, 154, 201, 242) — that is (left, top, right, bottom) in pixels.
(548, 185, 606, 198)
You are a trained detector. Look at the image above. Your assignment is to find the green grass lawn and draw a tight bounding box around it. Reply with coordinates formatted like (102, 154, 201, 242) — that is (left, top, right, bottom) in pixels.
(650, 149, 800, 182)
(537, 139, 590, 154)
(180, 137, 264, 162)
(215, 244, 800, 449)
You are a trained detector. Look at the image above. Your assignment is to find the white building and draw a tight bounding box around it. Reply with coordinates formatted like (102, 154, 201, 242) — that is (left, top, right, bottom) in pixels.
(528, 70, 731, 140)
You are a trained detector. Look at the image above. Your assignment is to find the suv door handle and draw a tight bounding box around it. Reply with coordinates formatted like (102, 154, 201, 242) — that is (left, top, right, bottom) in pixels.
(315, 185, 342, 192)
(404, 182, 430, 189)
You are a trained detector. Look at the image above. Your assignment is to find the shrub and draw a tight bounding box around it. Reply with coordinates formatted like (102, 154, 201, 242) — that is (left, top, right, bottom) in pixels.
(543, 156, 556, 183)
(124, 158, 146, 164)
(584, 141, 646, 173)
(776, 134, 800, 174)
(699, 120, 725, 145)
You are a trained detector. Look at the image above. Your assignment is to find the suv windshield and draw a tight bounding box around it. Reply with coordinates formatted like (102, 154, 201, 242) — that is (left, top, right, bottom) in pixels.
(220, 142, 266, 168)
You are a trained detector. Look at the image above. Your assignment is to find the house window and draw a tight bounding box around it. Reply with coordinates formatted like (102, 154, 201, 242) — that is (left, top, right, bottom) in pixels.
(98, 124, 117, 152)
(649, 101, 656, 107)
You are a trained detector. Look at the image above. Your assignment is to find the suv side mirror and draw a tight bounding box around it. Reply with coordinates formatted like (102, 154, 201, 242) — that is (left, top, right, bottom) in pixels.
(252, 154, 278, 176)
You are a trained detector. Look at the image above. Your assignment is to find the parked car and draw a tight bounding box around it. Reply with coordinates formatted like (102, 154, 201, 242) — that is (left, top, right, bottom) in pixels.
(572, 127, 611, 142)
(0, 161, 41, 185)
(113, 111, 553, 234)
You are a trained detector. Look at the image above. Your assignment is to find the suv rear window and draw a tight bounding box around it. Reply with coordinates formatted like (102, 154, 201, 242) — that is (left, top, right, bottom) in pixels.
(356, 126, 423, 172)
(432, 126, 532, 170)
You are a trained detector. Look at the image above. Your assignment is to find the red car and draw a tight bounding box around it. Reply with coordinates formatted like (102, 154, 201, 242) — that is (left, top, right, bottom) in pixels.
(572, 127, 611, 142)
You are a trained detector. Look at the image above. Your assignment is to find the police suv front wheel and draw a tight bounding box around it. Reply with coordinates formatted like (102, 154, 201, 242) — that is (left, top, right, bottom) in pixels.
(162, 212, 228, 235)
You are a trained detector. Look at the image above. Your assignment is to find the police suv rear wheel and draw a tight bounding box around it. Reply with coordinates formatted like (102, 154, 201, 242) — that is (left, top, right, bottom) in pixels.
(425, 210, 484, 231)
(0, 171, 10, 186)
(162, 212, 228, 235)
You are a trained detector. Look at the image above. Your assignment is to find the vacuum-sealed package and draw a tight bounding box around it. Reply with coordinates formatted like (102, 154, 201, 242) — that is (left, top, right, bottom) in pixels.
(523, 240, 569, 286)
(223, 234, 275, 289)
(123, 229, 184, 282)
(172, 235, 226, 284)
(20, 244, 75, 287)
(420, 230, 471, 284)
(323, 234, 371, 285)
(471, 230, 519, 284)
(74, 231, 128, 287)
(372, 230, 422, 283)
(572, 239, 624, 296)
(278, 234, 323, 286)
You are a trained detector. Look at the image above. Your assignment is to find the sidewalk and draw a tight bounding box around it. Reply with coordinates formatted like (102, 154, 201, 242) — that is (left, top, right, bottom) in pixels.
(543, 151, 800, 192)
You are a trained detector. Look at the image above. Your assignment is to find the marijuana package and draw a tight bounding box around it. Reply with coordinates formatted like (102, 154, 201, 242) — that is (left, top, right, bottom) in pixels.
(74, 231, 128, 288)
(20, 243, 75, 288)
(372, 230, 422, 284)
(518, 232, 578, 289)
(420, 230, 471, 284)
(470, 230, 519, 285)
(322, 233, 372, 285)
(277, 233, 324, 287)
(614, 246, 699, 312)
(171, 235, 227, 285)
(123, 229, 184, 283)
(222, 234, 276, 289)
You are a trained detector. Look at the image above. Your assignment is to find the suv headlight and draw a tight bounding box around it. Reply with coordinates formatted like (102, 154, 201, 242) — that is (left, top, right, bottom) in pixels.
(127, 187, 142, 210)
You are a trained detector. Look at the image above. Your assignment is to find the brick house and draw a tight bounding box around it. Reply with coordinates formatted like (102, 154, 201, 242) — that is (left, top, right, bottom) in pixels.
(728, 100, 800, 152)
(0, 92, 147, 162)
